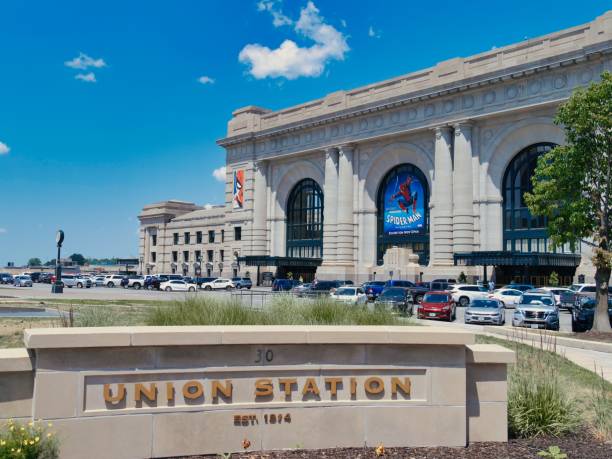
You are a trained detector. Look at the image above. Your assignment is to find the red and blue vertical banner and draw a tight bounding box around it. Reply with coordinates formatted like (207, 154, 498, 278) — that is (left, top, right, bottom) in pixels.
(383, 172, 425, 235)
(232, 169, 244, 209)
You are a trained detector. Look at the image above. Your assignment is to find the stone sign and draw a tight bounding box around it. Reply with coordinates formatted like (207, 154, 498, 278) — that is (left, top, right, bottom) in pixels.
(0, 326, 514, 458)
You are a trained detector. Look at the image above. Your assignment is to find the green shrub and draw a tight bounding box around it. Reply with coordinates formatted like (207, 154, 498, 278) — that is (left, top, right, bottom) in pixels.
(590, 370, 612, 440)
(145, 295, 410, 327)
(0, 419, 59, 459)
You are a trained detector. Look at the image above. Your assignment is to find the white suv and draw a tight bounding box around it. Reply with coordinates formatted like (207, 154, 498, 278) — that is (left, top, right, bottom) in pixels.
(451, 284, 489, 307)
(201, 278, 234, 291)
(104, 275, 125, 288)
(62, 274, 91, 289)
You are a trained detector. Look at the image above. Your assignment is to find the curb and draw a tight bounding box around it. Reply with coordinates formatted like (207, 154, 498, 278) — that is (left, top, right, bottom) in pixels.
(484, 326, 612, 354)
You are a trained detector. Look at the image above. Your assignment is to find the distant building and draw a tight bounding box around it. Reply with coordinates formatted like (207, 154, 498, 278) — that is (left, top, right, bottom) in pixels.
(140, 12, 611, 285)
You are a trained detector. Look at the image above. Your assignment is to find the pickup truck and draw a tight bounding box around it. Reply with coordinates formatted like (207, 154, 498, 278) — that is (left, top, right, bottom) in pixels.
(560, 284, 598, 310)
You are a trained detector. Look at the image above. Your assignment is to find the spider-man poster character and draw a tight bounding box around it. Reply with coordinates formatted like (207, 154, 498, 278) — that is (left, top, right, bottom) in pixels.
(389, 176, 418, 215)
(383, 172, 424, 235)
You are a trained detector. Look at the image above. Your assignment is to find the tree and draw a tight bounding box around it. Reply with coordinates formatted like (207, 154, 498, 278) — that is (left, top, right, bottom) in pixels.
(458, 271, 467, 283)
(548, 271, 559, 287)
(69, 253, 86, 266)
(27, 258, 42, 267)
(525, 72, 612, 332)
(44, 259, 55, 267)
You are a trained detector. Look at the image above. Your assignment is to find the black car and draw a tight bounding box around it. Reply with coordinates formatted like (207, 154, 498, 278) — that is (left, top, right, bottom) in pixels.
(193, 277, 217, 287)
(38, 272, 53, 283)
(0, 273, 14, 284)
(304, 280, 343, 296)
(571, 296, 612, 332)
(375, 287, 414, 315)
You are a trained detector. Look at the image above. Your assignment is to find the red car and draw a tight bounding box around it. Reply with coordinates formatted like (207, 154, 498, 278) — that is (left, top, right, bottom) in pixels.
(417, 291, 456, 321)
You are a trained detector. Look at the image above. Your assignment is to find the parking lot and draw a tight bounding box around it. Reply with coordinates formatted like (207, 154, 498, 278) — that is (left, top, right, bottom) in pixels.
(0, 283, 575, 332)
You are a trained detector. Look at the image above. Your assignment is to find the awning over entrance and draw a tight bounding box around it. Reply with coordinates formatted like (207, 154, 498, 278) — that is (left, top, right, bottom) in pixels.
(453, 251, 581, 267)
(238, 256, 322, 268)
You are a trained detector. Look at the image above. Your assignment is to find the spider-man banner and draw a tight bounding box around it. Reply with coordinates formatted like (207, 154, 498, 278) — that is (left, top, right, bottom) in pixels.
(383, 171, 425, 235)
(232, 169, 244, 209)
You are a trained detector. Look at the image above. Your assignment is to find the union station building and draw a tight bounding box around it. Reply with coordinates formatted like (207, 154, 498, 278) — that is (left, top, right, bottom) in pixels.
(139, 11, 611, 285)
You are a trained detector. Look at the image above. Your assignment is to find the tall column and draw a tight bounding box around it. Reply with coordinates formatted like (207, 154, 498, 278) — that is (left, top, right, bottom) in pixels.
(251, 160, 268, 256)
(432, 126, 454, 265)
(321, 147, 338, 264)
(453, 122, 475, 253)
(336, 144, 354, 264)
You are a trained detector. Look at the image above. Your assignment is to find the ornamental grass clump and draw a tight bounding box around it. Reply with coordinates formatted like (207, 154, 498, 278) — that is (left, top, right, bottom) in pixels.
(508, 338, 580, 438)
(0, 419, 58, 459)
(145, 295, 408, 326)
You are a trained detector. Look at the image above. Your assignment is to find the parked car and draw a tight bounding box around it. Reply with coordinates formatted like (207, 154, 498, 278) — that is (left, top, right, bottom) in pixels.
(374, 287, 414, 315)
(232, 277, 253, 289)
(363, 281, 387, 301)
(38, 272, 53, 284)
(291, 283, 312, 296)
(538, 287, 573, 309)
(512, 294, 559, 330)
(192, 277, 217, 287)
(559, 284, 611, 311)
(28, 272, 43, 283)
(450, 284, 489, 307)
(330, 286, 367, 305)
(417, 291, 456, 321)
(61, 274, 92, 289)
(419, 281, 453, 291)
(92, 275, 106, 287)
(103, 275, 125, 288)
(13, 275, 33, 287)
(501, 283, 535, 292)
(201, 278, 235, 291)
(432, 278, 457, 285)
(488, 288, 523, 308)
(571, 296, 612, 332)
(159, 280, 197, 292)
(272, 279, 300, 292)
(464, 299, 505, 325)
(124, 276, 148, 289)
(304, 280, 342, 296)
(0, 273, 14, 284)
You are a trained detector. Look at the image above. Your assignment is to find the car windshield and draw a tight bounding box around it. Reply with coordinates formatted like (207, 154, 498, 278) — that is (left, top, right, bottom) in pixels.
(569, 284, 581, 291)
(521, 295, 553, 306)
(423, 293, 449, 303)
(379, 288, 405, 300)
(335, 288, 356, 296)
(470, 300, 499, 309)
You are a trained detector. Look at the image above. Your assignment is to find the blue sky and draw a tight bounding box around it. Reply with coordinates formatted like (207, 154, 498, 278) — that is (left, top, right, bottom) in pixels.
(0, 0, 609, 266)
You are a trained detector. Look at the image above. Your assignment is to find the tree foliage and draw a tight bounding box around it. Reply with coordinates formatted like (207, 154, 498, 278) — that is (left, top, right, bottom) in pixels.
(68, 253, 86, 266)
(27, 257, 42, 267)
(525, 71, 612, 332)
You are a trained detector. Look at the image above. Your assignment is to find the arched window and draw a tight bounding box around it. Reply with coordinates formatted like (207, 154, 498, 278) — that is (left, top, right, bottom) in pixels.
(377, 164, 429, 265)
(503, 143, 555, 253)
(286, 179, 324, 259)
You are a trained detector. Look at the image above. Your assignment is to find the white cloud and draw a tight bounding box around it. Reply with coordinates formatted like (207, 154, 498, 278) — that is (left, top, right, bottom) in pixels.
(0, 141, 10, 155)
(212, 166, 226, 182)
(75, 72, 97, 83)
(204, 203, 213, 210)
(65, 52, 106, 70)
(239, 1, 349, 80)
(198, 75, 215, 85)
(368, 25, 381, 38)
(0, 228, 7, 234)
(257, 0, 292, 27)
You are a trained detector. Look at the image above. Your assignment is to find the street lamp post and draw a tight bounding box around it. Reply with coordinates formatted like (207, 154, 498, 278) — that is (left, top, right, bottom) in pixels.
(51, 230, 64, 294)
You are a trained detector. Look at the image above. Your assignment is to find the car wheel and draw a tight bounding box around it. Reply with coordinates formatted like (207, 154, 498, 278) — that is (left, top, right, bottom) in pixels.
(134, 283, 141, 290)
(500, 301, 505, 309)
(248, 286, 252, 290)
(205, 286, 212, 291)
(165, 287, 172, 292)
(452, 308, 456, 321)
(415, 294, 423, 304)
(225, 285, 231, 291)
(77, 283, 83, 288)
(459, 296, 469, 307)
(108, 282, 114, 288)
(188, 287, 195, 292)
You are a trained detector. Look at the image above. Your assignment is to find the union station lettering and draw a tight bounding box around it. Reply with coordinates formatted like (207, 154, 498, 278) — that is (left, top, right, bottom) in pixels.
(102, 376, 412, 406)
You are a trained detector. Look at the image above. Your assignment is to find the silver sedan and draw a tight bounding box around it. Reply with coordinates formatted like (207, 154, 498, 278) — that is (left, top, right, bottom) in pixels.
(464, 299, 505, 325)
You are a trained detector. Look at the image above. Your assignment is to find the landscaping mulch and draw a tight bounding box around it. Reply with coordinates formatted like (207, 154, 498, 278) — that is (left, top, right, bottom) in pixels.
(180, 430, 611, 459)
(563, 331, 612, 344)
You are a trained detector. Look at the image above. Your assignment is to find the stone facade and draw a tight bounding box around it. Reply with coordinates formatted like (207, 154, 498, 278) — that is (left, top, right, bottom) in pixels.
(141, 12, 612, 284)
(0, 326, 514, 458)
